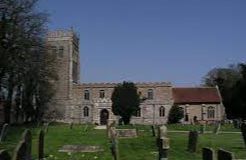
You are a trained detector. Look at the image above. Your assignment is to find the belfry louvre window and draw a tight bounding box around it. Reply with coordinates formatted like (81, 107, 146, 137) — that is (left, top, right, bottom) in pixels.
(99, 90, 105, 98)
(51, 46, 57, 55)
(207, 106, 215, 118)
(83, 106, 89, 117)
(147, 89, 154, 99)
(84, 90, 90, 100)
(159, 106, 165, 117)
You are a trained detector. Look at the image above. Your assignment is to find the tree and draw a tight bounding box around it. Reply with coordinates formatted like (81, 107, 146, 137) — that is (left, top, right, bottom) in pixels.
(0, 0, 56, 123)
(168, 105, 184, 124)
(202, 66, 241, 119)
(111, 81, 140, 124)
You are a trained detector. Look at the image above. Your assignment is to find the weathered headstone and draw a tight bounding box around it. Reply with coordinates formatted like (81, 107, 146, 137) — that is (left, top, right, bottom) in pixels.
(156, 125, 167, 147)
(0, 150, 11, 160)
(44, 122, 50, 133)
(202, 147, 214, 160)
(38, 130, 44, 159)
(158, 137, 169, 160)
(241, 121, 246, 147)
(69, 122, 73, 129)
(0, 123, 8, 142)
(107, 120, 115, 138)
(187, 131, 199, 152)
(116, 129, 137, 138)
(213, 122, 221, 134)
(217, 149, 235, 160)
(21, 129, 32, 160)
(59, 145, 103, 153)
(151, 125, 156, 137)
(110, 131, 119, 160)
(158, 125, 167, 138)
(12, 140, 27, 160)
(200, 124, 206, 134)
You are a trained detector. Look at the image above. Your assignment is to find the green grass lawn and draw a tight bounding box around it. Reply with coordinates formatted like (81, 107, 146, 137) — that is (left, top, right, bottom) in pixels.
(0, 123, 245, 160)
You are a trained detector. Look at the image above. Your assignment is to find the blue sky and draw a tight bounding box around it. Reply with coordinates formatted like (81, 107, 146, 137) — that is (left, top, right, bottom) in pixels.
(38, 0, 246, 86)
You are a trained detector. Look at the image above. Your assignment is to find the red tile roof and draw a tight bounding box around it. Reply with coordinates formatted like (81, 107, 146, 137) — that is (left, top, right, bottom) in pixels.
(173, 87, 221, 104)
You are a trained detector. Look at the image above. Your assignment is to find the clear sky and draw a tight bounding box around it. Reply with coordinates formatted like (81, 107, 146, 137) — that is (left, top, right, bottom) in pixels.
(38, 0, 246, 86)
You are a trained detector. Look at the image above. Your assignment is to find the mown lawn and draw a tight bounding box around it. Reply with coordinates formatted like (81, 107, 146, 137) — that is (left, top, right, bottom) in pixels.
(0, 123, 245, 160)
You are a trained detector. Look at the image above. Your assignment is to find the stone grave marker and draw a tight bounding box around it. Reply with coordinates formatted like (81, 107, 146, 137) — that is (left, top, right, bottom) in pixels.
(151, 125, 156, 137)
(202, 147, 214, 160)
(116, 129, 137, 138)
(110, 136, 119, 160)
(0, 150, 11, 160)
(158, 137, 169, 160)
(21, 129, 32, 160)
(69, 122, 73, 129)
(241, 121, 246, 147)
(200, 124, 206, 134)
(213, 122, 221, 134)
(12, 140, 27, 160)
(44, 122, 50, 133)
(0, 123, 8, 142)
(59, 145, 103, 153)
(107, 120, 115, 138)
(187, 131, 199, 152)
(158, 125, 167, 138)
(217, 149, 235, 160)
(38, 130, 44, 159)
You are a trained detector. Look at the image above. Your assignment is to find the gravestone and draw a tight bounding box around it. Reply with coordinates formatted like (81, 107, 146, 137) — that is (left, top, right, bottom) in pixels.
(44, 122, 50, 133)
(158, 125, 167, 138)
(202, 147, 214, 160)
(151, 125, 156, 137)
(110, 127, 117, 140)
(38, 130, 44, 159)
(69, 122, 73, 129)
(158, 137, 169, 160)
(156, 125, 167, 147)
(116, 129, 137, 138)
(107, 120, 115, 138)
(110, 131, 119, 160)
(59, 145, 103, 153)
(200, 124, 206, 134)
(187, 131, 199, 152)
(21, 129, 32, 160)
(0, 150, 11, 160)
(12, 140, 27, 160)
(241, 121, 246, 147)
(213, 122, 221, 134)
(217, 149, 235, 160)
(0, 123, 8, 142)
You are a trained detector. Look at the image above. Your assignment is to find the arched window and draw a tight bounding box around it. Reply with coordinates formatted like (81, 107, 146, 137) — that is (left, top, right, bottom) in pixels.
(84, 90, 90, 100)
(135, 108, 141, 117)
(159, 106, 165, 117)
(207, 106, 215, 119)
(83, 106, 89, 117)
(147, 89, 153, 100)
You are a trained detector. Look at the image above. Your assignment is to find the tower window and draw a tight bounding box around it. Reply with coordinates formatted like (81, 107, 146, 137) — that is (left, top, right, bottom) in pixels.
(147, 89, 153, 100)
(58, 46, 64, 57)
(99, 90, 105, 98)
(84, 90, 90, 100)
(83, 106, 89, 117)
(51, 46, 57, 55)
(159, 106, 165, 117)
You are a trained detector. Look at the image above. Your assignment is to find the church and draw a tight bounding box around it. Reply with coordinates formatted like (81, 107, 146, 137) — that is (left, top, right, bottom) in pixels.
(47, 29, 225, 125)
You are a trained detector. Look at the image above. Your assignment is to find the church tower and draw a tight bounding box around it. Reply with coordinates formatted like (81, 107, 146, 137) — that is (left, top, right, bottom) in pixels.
(46, 29, 80, 118)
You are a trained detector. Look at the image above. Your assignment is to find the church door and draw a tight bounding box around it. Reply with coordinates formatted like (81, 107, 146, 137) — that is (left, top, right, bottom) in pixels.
(100, 109, 109, 125)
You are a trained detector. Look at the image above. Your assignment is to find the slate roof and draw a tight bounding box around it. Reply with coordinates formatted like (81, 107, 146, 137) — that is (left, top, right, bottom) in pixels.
(173, 87, 221, 104)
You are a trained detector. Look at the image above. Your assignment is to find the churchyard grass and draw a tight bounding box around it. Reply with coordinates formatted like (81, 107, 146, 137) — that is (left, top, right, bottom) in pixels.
(0, 123, 245, 160)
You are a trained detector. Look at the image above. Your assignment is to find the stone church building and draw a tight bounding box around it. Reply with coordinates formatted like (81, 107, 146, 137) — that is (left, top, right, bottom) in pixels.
(47, 29, 225, 125)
